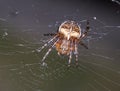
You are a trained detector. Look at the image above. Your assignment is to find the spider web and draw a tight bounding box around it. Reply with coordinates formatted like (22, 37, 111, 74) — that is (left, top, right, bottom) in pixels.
(0, 15, 120, 91)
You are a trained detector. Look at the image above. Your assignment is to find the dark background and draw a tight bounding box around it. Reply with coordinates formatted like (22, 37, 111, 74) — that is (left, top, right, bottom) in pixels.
(0, 0, 120, 91)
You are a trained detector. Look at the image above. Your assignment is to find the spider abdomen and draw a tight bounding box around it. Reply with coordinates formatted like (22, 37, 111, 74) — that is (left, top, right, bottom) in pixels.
(55, 39, 75, 55)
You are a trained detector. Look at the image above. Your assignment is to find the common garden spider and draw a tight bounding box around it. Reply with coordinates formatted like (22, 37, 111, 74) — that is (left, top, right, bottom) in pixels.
(38, 20, 90, 67)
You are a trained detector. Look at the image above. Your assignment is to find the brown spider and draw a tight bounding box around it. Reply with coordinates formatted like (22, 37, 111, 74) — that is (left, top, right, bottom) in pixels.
(38, 20, 90, 67)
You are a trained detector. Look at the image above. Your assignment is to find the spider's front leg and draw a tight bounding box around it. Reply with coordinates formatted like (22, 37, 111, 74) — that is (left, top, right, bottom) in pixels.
(43, 28, 59, 36)
(80, 20, 90, 39)
(79, 20, 90, 49)
(36, 33, 59, 53)
(41, 38, 59, 66)
(43, 33, 57, 36)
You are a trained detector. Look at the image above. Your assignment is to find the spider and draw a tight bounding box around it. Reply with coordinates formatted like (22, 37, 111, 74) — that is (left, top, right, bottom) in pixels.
(38, 20, 90, 67)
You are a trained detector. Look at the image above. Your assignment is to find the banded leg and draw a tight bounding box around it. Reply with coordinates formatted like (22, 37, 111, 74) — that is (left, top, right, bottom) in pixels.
(37, 35, 58, 53)
(80, 20, 90, 39)
(75, 41, 79, 66)
(68, 51, 72, 67)
(41, 39, 59, 66)
(79, 41, 88, 49)
(44, 33, 56, 36)
(68, 41, 73, 67)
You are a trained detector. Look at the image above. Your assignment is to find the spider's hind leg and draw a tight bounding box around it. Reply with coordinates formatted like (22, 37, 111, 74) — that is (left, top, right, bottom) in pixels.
(68, 51, 72, 67)
(79, 41, 88, 49)
(74, 41, 79, 67)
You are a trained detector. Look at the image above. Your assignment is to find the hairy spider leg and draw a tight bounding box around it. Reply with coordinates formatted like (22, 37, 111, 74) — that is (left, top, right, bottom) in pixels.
(79, 41, 88, 49)
(44, 33, 56, 36)
(80, 20, 90, 39)
(79, 20, 89, 49)
(68, 40, 73, 67)
(75, 41, 79, 66)
(41, 39, 59, 65)
(68, 51, 72, 67)
(37, 35, 58, 53)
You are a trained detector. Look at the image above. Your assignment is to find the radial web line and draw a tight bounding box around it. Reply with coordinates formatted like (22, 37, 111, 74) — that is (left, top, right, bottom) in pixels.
(78, 63, 120, 86)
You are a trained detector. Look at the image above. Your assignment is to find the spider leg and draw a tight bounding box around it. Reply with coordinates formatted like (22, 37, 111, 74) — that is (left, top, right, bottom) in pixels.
(36, 35, 58, 53)
(68, 40, 73, 67)
(68, 51, 72, 67)
(75, 41, 79, 66)
(41, 39, 59, 66)
(80, 20, 90, 39)
(79, 41, 88, 49)
(44, 33, 57, 36)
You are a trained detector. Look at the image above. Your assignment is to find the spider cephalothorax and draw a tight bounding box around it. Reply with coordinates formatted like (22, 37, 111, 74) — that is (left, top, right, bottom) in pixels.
(39, 20, 90, 67)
